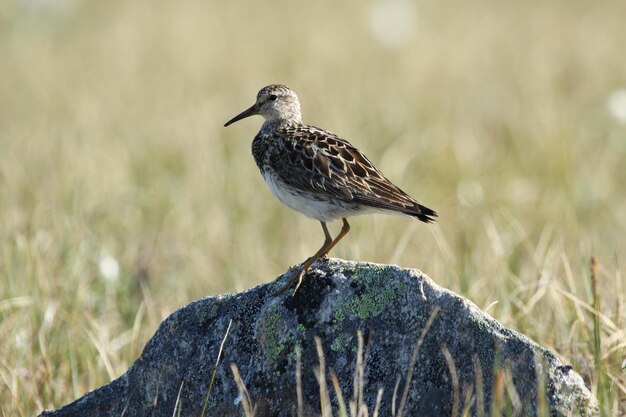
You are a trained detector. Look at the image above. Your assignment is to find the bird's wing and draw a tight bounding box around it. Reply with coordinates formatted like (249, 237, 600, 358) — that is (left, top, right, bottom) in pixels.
(269, 125, 437, 221)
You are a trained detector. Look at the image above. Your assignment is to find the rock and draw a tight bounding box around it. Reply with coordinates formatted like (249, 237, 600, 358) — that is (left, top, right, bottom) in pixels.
(39, 258, 598, 417)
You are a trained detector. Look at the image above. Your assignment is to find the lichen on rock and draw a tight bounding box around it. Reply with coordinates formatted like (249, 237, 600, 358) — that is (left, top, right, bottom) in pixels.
(39, 258, 599, 417)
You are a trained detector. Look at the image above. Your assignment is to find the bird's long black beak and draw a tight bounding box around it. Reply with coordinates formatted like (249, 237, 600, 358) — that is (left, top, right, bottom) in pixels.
(224, 104, 258, 127)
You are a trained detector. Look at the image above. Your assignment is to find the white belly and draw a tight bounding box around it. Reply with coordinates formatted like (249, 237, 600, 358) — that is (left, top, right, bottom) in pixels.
(262, 171, 361, 222)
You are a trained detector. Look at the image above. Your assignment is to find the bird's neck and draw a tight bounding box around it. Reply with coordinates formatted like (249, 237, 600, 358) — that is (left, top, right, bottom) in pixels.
(260, 118, 301, 134)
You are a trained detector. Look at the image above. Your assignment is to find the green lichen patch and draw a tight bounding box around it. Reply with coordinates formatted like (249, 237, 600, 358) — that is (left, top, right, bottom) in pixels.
(331, 334, 353, 352)
(262, 305, 287, 363)
(258, 303, 299, 364)
(294, 342, 303, 357)
(333, 265, 408, 321)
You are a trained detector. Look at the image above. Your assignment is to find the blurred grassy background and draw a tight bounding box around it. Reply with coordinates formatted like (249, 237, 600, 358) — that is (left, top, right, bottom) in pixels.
(1, 0, 625, 415)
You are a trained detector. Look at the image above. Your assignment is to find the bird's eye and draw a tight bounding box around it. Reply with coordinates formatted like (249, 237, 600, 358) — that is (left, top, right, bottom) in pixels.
(268, 94, 278, 101)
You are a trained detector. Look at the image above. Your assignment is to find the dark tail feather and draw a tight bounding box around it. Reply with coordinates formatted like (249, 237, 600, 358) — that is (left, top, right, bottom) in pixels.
(406, 204, 438, 224)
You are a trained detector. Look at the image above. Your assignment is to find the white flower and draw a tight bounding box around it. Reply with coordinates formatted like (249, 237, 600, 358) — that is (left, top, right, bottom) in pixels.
(606, 89, 626, 124)
(368, 0, 418, 48)
(99, 255, 120, 282)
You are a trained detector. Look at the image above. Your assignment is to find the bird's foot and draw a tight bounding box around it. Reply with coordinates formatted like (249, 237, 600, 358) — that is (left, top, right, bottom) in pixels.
(273, 258, 317, 296)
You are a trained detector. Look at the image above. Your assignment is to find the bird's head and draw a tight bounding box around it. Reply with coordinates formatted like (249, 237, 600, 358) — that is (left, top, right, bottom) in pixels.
(224, 84, 302, 127)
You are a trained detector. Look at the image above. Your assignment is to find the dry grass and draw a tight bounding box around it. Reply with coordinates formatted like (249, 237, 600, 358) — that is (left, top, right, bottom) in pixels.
(0, 0, 625, 415)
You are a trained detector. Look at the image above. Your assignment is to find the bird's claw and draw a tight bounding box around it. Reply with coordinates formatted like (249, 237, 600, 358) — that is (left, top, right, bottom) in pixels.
(273, 265, 307, 296)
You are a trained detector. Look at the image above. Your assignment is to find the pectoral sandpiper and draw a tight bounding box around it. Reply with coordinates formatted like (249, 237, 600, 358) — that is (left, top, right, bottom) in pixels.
(224, 84, 437, 294)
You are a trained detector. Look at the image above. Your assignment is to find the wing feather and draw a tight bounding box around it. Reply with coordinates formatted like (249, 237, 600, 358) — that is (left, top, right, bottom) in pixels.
(267, 124, 437, 222)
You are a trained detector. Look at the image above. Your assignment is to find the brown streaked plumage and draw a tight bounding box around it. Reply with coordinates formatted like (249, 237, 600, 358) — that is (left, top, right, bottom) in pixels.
(225, 84, 437, 294)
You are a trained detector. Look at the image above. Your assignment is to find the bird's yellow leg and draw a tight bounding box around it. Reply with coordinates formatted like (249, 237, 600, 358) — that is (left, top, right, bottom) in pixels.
(275, 219, 352, 296)
(274, 222, 333, 295)
(291, 219, 351, 294)
(320, 218, 350, 257)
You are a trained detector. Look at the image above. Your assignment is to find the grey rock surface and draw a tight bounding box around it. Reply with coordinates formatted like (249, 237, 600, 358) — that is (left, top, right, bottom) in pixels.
(39, 258, 598, 417)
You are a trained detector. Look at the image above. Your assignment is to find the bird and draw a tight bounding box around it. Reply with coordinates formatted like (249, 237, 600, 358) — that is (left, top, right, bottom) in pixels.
(224, 84, 437, 294)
